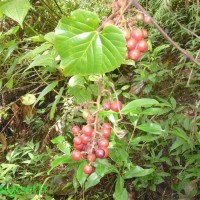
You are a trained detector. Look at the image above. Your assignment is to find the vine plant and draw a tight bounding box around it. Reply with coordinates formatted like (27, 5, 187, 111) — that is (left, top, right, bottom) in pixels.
(0, 0, 199, 199)
(50, 0, 171, 198)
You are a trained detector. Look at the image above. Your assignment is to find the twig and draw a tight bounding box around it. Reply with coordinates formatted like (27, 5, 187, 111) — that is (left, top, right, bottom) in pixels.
(186, 49, 200, 86)
(53, 0, 63, 14)
(129, 0, 200, 66)
(163, 0, 200, 40)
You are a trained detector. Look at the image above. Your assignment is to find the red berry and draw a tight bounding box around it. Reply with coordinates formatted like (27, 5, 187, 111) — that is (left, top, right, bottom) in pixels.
(71, 150, 82, 161)
(135, 13, 144, 21)
(127, 38, 137, 50)
(103, 102, 111, 111)
(98, 138, 109, 147)
(83, 164, 93, 174)
(80, 134, 90, 144)
(101, 147, 109, 158)
(73, 136, 82, 145)
(87, 115, 95, 124)
(74, 143, 84, 150)
(131, 29, 143, 41)
(87, 153, 96, 162)
(82, 125, 94, 137)
(82, 145, 89, 151)
(111, 100, 123, 112)
(102, 128, 111, 137)
(102, 123, 111, 130)
(141, 29, 148, 38)
(117, 0, 123, 7)
(128, 49, 141, 61)
(144, 16, 152, 24)
(137, 39, 148, 52)
(71, 126, 80, 134)
(95, 149, 105, 158)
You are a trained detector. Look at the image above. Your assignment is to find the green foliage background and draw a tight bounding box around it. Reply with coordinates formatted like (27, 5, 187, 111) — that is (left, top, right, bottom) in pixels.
(0, 0, 199, 199)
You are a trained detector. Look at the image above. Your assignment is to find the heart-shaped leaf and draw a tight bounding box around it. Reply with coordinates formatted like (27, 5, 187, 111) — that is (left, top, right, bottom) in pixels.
(55, 9, 126, 76)
(0, 0, 30, 28)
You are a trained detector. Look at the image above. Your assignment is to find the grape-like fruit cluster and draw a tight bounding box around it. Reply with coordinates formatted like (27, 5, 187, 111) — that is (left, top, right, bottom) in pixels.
(71, 100, 123, 174)
(125, 12, 151, 61)
(125, 28, 148, 61)
(103, 1, 152, 62)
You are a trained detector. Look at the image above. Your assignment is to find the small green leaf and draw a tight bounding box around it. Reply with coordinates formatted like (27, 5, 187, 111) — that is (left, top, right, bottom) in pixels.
(76, 161, 88, 186)
(121, 59, 135, 66)
(141, 107, 165, 115)
(33, 81, 58, 107)
(5, 26, 19, 35)
(51, 135, 65, 144)
(136, 123, 166, 135)
(5, 77, 13, 89)
(172, 127, 193, 148)
(68, 86, 91, 104)
(44, 32, 55, 44)
(68, 75, 85, 87)
(0, 0, 30, 28)
(85, 172, 101, 190)
(121, 85, 130, 90)
(170, 138, 185, 152)
(0, 79, 2, 89)
(131, 135, 160, 146)
(73, 176, 79, 192)
(4, 40, 17, 62)
(113, 175, 128, 200)
(153, 44, 170, 56)
(21, 43, 52, 61)
(50, 87, 64, 119)
(123, 166, 154, 179)
(28, 50, 57, 72)
(48, 155, 71, 174)
(122, 98, 159, 114)
(170, 97, 176, 110)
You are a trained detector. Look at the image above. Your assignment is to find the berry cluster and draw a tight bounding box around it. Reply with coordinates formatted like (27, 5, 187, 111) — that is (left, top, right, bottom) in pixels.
(71, 100, 123, 174)
(103, 1, 152, 62)
(125, 28, 148, 61)
(124, 12, 151, 61)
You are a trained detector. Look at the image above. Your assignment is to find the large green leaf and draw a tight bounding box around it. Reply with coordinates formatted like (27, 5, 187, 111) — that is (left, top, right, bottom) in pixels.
(55, 9, 126, 76)
(113, 176, 128, 200)
(85, 172, 101, 190)
(123, 166, 155, 179)
(109, 147, 129, 164)
(136, 123, 166, 135)
(0, 0, 30, 28)
(121, 98, 159, 114)
(95, 159, 119, 176)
